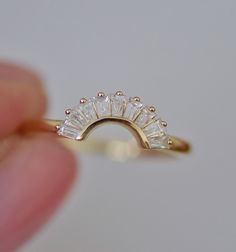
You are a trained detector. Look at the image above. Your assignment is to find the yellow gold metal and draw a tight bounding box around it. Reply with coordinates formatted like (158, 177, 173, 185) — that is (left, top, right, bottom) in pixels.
(142, 118, 156, 129)
(80, 98, 87, 104)
(97, 92, 105, 97)
(19, 119, 191, 154)
(65, 109, 71, 115)
(133, 109, 143, 122)
(122, 101, 127, 117)
(55, 125, 61, 130)
(168, 139, 173, 145)
(78, 117, 150, 148)
(149, 106, 156, 112)
(161, 120, 168, 127)
(109, 98, 112, 115)
(92, 103, 99, 119)
(116, 91, 123, 96)
(133, 96, 141, 102)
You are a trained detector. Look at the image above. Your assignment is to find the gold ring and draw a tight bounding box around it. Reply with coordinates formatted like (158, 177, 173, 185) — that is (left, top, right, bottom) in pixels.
(20, 91, 190, 160)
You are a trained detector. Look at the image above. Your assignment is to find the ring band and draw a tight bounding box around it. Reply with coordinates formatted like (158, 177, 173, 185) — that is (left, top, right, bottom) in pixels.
(20, 91, 190, 158)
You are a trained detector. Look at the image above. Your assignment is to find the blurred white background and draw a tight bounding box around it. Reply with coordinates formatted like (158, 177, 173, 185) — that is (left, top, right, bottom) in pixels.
(0, 0, 236, 251)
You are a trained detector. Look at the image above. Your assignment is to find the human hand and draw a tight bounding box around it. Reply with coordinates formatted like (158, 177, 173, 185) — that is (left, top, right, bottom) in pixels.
(0, 62, 77, 252)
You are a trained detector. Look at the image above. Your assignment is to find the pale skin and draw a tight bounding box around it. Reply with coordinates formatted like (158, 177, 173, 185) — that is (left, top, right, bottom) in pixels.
(0, 62, 77, 252)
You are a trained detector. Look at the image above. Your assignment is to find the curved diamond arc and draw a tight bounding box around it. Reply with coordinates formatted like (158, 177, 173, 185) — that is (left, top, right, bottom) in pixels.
(57, 92, 171, 149)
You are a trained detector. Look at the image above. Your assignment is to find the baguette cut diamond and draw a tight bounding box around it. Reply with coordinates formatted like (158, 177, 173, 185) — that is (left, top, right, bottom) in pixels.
(57, 91, 170, 150)
(66, 110, 87, 128)
(143, 118, 167, 137)
(79, 99, 97, 122)
(93, 95, 111, 117)
(58, 124, 80, 139)
(123, 98, 143, 121)
(135, 107, 155, 128)
(148, 135, 170, 149)
(110, 94, 127, 117)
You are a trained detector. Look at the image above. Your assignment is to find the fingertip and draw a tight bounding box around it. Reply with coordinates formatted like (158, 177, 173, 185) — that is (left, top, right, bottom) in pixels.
(0, 135, 78, 251)
(0, 61, 47, 137)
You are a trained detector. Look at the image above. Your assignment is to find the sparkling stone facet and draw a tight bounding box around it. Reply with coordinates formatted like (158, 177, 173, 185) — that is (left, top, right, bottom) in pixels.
(58, 124, 80, 139)
(135, 107, 155, 128)
(65, 110, 87, 129)
(57, 92, 170, 149)
(78, 99, 97, 122)
(110, 94, 127, 117)
(123, 98, 143, 121)
(148, 135, 170, 149)
(143, 118, 167, 137)
(93, 95, 111, 117)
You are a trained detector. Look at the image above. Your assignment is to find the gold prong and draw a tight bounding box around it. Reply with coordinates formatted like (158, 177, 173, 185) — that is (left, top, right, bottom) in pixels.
(168, 139, 173, 145)
(65, 109, 71, 115)
(55, 125, 60, 130)
(97, 92, 105, 97)
(149, 106, 156, 113)
(80, 98, 87, 104)
(116, 91, 123, 96)
(133, 96, 140, 102)
(161, 121, 168, 127)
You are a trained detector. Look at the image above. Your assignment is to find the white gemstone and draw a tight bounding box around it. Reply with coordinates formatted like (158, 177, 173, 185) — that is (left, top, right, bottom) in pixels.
(143, 118, 167, 137)
(148, 135, 170, 149)
(110, 94, 127, 117)
(57, 124, 80, 139)
(78, 99, 97, 122)
(65, 110, 87, 129)
(123, 98, 143, 121)
(93, 95, 111, 118)
(135, 107, 155, 128)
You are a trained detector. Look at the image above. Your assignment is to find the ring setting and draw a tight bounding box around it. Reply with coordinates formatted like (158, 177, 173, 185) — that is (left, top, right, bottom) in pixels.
(56, 91, 185, 151)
